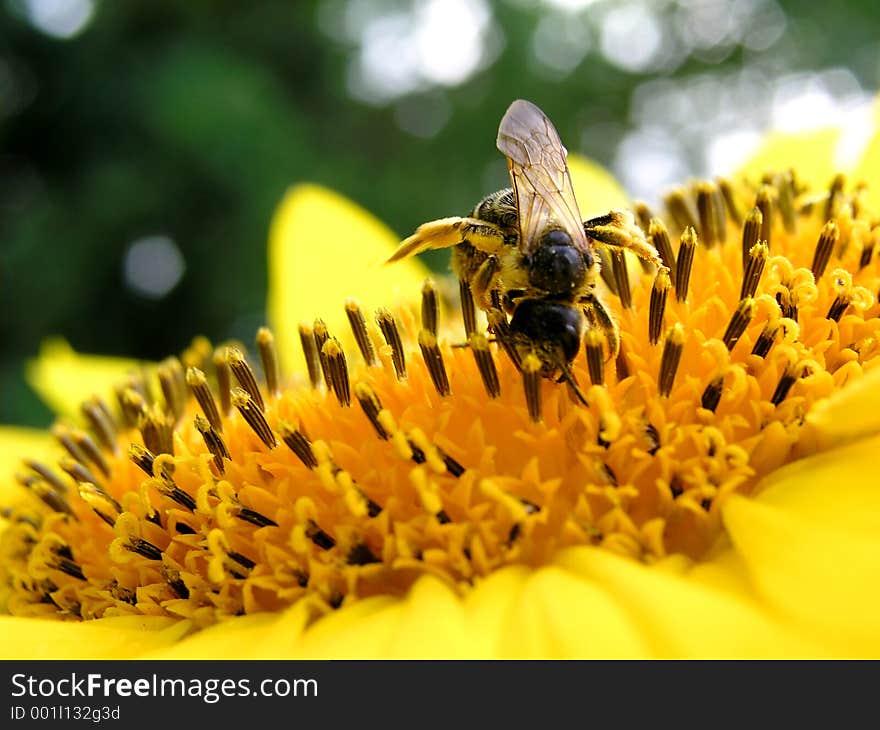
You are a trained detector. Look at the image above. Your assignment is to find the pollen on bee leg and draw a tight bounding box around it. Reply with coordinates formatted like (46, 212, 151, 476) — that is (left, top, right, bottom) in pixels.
(212, 347, 233, 416)
(664, 187, 698, 232)
(610, 249, 632, 309)
(321, 338, 351, 407)
(195, 414, 231, 475)
(658, 323, 684, 397)
(722, 298, 756, 351)
(227, 347, 266, 412)
(468, 333, 500, 398)
(756, 185, 773, 250)
(584, 329, 604, 386)
(648, 267, 671, 346)
(459, 279, 478, 337)
(376, 308, 407, 380)
(420, 279, 440, 336)
(649, 218, 676, 287)
(675, 227, 696, 303)
(344, 300, 378, 366)
(231, 388, 277, 448)
(298, 323, 323, 389)
(256, 327, 280, 397)
(522, 353, 543, 422)
(418, 329, 450, 397)
(186, 367, 223, 432)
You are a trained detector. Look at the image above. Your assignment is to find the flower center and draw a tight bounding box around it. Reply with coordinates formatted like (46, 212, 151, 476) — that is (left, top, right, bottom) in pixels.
(2, 171, 878, 628)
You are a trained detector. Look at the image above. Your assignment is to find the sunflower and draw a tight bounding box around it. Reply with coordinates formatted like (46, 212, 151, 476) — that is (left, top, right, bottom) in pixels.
(2, 118, 880, 660)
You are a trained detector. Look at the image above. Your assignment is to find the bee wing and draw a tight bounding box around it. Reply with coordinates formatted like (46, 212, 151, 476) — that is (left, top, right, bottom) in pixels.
(496, 99, 588, 257)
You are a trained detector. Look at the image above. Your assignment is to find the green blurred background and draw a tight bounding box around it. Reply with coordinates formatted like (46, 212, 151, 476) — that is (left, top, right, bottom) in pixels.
(2, 0, 879, 427)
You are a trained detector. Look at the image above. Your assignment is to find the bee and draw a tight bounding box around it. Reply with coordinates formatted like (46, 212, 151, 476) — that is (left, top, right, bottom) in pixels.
(389, 99, 660, 412)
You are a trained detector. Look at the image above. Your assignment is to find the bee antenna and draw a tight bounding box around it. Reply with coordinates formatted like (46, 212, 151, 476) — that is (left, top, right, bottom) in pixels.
(557, 359, 589, 407)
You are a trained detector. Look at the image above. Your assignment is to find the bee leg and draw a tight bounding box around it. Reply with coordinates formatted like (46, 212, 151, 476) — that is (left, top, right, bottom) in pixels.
(582, 296, 620, 360)
(486, 308, 522, 372)
(584, 211, 662, 267)
(388, 217, 506, 262)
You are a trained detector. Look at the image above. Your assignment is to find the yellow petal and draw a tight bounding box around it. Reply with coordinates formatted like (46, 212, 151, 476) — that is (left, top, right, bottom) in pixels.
(267, 185, 430, 372)
(555, 546, 823, 658)
(25, 338, 149, 419)
(0, 615, 191, 659)
(737, 127, 840, 189)
(568, 154, 631, 216)
(0, 427, 53, 501)
(724, 493, 880, 656)
(852, 99, 880, 210)
(296, 595, 401, 658)
(803, 366, 880, 451)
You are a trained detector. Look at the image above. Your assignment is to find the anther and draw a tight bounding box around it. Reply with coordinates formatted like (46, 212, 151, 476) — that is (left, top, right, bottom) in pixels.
(78, 482, 119, 526)
(51, 425, 90, 468)
(740, 242, 768, 300)
(29, 481, 75, 517)
(322, 338, 351, 407)
(522, 354, 543, 422)
(195, 415, 231, 474)
(227, 347, 265, 412)
(418, 329, 450, 397)
(756, 186, 773, 251)
(649, 267, 671, 346)
(825, 173, 845, 222)
(59, 457, 99, 489)
(232, 388, 277, 448)
(421, 279, 440, 336)
(256, 327, 280, 397)
(128, 443, 156, 477)
(120, 388, 148, 427)
(771, 365, 797, 405)
(312, 319, 332, 389)
(700, 375, 724, 412)
(776, 171, 796, 233)
(236, 508, 278, 528)
(487, 310, 521, 371)
(751, 321, 779, 358)
(649, 218, 676, 287)
(658, 324, 684, 397)
(139, 406, 174, 456)
(664, 187, 698, 232)
(615, 341, 630, 381)
(344, 300, 378, 366)
(354, 383, 389, 439)
(213, 348, 232, 416)
(611, 249, 632, 309)
(298, 323, 323, 389)
(716, 176, 742, 226)
(278, 422, 318, 469)
(827, 292, 851, 322)
(741, 207, 763, 270)
(24, 460, 70, 494)
(157, 357, 186, 421)
(723, 298, 756, 351)
(459, 279, 478, 338)
(376, 308, 407, 380)
(463, 333, 498, 398)
(675, 227, 696, 302)
(181, 335, 213, 371)
(860, 229, 876, 270)
(811, 220, 839, 280)
(584, 329, 605, 386)
(696, 181, 722, 247)
(186, 367, 223, 432)
(80, 397, 119, 455)
(306, 520, 336, 550)
(70, 429, 110, 477)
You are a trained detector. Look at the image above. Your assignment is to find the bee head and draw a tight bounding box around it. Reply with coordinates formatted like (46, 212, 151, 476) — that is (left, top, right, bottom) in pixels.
(509, 299, 584, 374)
(528, 230, 593, 296)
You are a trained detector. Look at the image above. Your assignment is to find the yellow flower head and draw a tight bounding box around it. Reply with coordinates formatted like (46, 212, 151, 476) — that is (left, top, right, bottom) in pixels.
(3, 125, 880, 658)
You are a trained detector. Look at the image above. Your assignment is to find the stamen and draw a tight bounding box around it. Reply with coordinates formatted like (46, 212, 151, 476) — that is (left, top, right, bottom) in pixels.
(751, 321, 779, 358)
(80, 397, 119, 455)
(420, 279, 439, 336)
(28, 481, 75, 516)
(157, 357, 186, 421)
(664, 187, 698, 232)
(584, 329, 605, 386)
(771, 365, 797, 405)
(152, 462, 196, 511)
(825, 173, 845, 222)
(811, 220, 839, 280)
(376, 308, 407, 380)
(298, 323, 323, 389)
(231, 388, 277, 448)
(213, 348, 233, 416)
(256, 327, 280, 397)
(128, 443, 156, 477)
(696, 181, 723, 247)
(675, 227, 696, 302)
(717, 176, 742, 225)
(468, 333, 501, 398)
(741, 207, 763, 270)
(487, 310, 521, 371)
(236, 508, 278, 528)
(633, 201, 652, 233)
(51, 425, 90, 469)
(227, 347, 266, 412)
(459, 279, 478, 337)
(186, 367, 223, 432)
(658, 324, 684, 397)
(615, 341, 630, 381)
(119, 387, 147, 427)
(305, 520, 336, 550)
(59, 457, 100, 489)
(181, 335, 213, 371)
(649, 267, 671, 346)
(322, 338, 351, 407)
(278, 423, 318, 469)
(722, 298, 756, 350)
(756, 185, 773, 250)
(522, 354, 543, 422)
(312, 320, 331, 391)
(611, 249, 632, 309)
(418, 329, 450, 397)
(700, 375, 724, 412)
(740, 242, 768, 300)
(649, 218, 676, 287)
(77, 482, 119, 526)
(860, 228, 877, 269)
(354, 382, 389, 438)
(345, 300, 378, 366)
(776, 171, 796, 233)
(827, 291, 851, 322)
(195, 415, 231, 475)
(139, 406, 174, 456)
